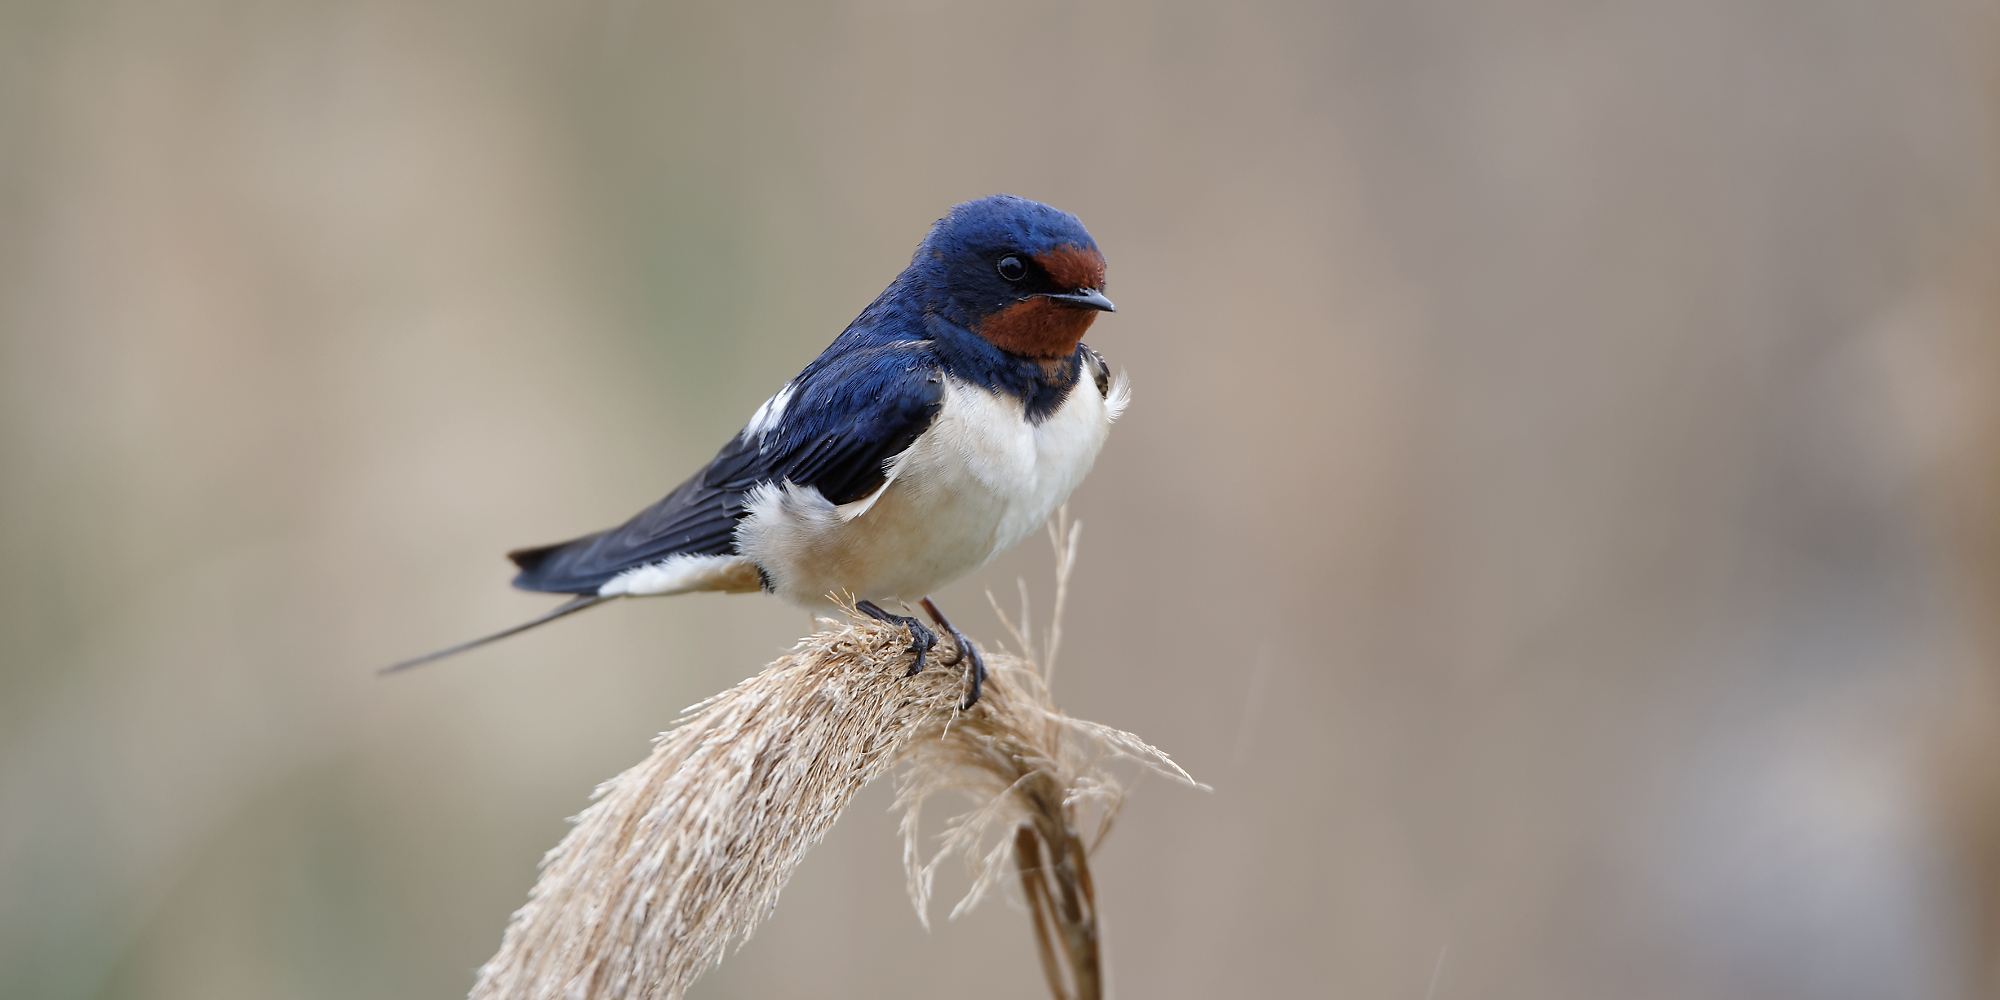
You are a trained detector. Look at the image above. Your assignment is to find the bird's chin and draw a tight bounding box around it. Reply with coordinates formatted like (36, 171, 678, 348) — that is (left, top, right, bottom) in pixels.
(974, 298, 1099, 359)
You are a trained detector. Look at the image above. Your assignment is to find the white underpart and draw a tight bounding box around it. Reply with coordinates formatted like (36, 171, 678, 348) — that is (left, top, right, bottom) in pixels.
(736, 370, 1127, 607)
(598, 553, 760, 597)
(741, 382, 796, 445)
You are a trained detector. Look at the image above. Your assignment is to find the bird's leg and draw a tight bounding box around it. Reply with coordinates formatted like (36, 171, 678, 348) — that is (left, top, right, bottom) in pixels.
(920, 597, 988, 711)
(856, 599, 938, 676)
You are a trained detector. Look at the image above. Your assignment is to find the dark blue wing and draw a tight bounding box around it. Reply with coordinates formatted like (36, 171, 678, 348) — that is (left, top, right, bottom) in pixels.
(508, 342, 944, 594)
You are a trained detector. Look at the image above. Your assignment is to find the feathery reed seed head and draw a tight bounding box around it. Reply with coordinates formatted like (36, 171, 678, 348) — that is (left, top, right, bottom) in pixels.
(471, 517, 1198, 1000)
(468, 615, 967, 1000)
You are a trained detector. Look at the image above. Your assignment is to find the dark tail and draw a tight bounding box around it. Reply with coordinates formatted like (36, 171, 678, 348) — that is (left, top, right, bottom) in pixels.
(379, 594, 614, 674)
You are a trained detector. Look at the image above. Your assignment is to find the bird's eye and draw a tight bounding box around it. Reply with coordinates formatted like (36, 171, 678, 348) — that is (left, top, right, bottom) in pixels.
(996, 255, 1027, 281)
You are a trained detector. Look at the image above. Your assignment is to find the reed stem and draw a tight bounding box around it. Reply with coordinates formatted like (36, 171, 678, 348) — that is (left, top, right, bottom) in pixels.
(1015, 819, 1102, 1000)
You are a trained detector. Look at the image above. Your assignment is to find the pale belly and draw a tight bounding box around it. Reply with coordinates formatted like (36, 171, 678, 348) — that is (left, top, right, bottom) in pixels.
(736, 373, 1121, 606)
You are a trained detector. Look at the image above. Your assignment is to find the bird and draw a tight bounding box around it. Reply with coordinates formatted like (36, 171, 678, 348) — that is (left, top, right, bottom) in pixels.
(385, 194, 1127, 708)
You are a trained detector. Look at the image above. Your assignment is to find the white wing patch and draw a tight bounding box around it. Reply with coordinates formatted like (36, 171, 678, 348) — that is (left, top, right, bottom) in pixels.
(741, 382, 796, 446)
(598, 553, 762, 597)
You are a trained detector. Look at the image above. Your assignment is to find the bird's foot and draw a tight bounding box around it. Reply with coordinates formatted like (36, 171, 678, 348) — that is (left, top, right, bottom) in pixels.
(921, 597, 988, 711)
(857, 600, 938, 676)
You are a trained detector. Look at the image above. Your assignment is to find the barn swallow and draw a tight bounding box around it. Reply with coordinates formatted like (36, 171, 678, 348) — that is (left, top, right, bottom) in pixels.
(385, 194, 1126, 708)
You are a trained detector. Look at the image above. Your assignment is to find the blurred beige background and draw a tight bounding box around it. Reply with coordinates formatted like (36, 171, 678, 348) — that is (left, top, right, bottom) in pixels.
(4, 0, 1999, 997)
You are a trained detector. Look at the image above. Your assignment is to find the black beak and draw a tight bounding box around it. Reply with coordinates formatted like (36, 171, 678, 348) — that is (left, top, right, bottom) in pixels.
(1041, 288, 1116, 313)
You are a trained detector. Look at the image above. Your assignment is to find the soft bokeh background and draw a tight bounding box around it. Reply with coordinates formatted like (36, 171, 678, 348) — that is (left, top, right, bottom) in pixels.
(4, 1, 1999, 997)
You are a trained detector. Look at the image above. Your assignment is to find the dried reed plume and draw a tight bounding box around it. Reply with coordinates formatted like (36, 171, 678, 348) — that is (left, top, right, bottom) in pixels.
(469, 513, 1199, 1000)
(895, 512, 1203, 1000)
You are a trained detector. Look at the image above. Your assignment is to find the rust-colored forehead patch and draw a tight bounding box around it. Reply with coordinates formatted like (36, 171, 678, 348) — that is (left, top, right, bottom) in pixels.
(1035, 245, 1106, 290)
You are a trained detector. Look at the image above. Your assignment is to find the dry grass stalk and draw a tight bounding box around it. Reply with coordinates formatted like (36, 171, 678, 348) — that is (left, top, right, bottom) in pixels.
(894, 513, 1203, 1000)
(469, 513, 1198, 1000)
(468, 617, 971, 1000)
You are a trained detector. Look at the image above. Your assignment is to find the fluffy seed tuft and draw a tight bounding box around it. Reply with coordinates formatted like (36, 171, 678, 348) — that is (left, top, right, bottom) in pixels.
(469, 514, 1198, 1000)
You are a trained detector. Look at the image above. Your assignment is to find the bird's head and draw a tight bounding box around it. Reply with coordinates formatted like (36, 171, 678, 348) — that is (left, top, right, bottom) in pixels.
(915, 194, 1113, 359)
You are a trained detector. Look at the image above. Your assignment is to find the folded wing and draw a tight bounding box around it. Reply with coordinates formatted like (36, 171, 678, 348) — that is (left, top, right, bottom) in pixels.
(508, 343, 945, 594)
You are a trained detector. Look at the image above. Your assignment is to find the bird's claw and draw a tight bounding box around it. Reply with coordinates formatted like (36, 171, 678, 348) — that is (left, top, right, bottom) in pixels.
(921, 597, 988, 711)
(859, 598, 989, 711)
(857, 600, 939, 676)
(903, 626, 939, 676)
(947, 631, 986, 710)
